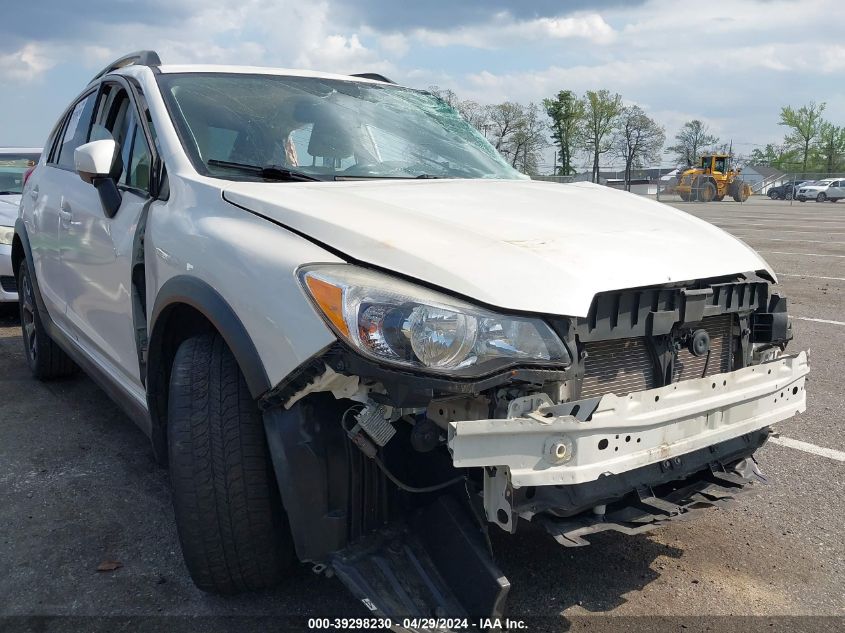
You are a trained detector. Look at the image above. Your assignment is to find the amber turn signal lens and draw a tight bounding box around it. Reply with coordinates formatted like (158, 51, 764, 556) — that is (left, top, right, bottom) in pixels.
(304, 275, 349, 337)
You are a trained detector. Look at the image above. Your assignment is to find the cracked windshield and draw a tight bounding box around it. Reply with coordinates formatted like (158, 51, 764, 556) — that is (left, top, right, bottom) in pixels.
(157, 73, 526, 181)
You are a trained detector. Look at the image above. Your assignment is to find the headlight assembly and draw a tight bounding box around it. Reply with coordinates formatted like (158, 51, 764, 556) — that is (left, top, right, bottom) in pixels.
(299, 264, 570, 376)
(0, 226, 14, 246)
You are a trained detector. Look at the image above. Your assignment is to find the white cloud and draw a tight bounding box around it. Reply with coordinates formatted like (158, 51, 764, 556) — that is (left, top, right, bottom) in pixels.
(378, 33, 410, 58)
(0, 43, 56, 82)
(411, 12, 616, 49)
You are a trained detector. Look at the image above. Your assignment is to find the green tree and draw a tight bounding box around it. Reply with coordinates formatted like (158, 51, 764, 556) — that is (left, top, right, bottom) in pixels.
(814, 121, 845, 174)
(543, 90, 585, 176)
(779, 101, 826, 174)
(582, 89, 623, 182)
(613, 105, 665, 191)
(666, 120, 720, 166)
(750, 143, 790, 169)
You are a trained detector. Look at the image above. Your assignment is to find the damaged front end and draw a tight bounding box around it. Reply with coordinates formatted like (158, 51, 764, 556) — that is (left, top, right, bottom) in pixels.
(258, 266, 807, 627)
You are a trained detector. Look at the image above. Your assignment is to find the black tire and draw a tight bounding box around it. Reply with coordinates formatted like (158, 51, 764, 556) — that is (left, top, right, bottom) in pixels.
(798, 196, 806, 202)
(168, 333, 293, 594)
(768, 190, 778, 200)
(785, 192, 793, 200)
(817, 192, 826, 202)
(731, 179, 749, 202)
(17, 262, 76, 379)
(694, 177, 715, 202)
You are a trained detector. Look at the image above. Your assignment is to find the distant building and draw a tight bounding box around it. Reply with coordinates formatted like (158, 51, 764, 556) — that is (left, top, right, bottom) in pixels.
(741, 165, 787, 193)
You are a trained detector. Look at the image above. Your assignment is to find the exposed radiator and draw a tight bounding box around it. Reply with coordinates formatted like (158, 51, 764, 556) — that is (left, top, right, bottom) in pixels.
(580, 314, 735, 399)
(581, 337, 656, 399)
(673, 314, 734, 383)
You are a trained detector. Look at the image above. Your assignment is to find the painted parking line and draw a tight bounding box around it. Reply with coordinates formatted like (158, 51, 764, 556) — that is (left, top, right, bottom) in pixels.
(695, 216, 845, 222)
(706, 223, 845, 232)
(794, 316, 845, 326)
(768, 436, 845, 462)
(725, 228, 845, 235)
(759, 250, 845, 258)
(726, 227, 845, 235)
(740, 237, 845, 245)
(778, 273, 845, 281)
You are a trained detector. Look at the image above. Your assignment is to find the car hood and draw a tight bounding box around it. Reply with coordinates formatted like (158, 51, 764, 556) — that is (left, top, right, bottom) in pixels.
(222, 179, 773, 317)
(0, 194, 21, 226)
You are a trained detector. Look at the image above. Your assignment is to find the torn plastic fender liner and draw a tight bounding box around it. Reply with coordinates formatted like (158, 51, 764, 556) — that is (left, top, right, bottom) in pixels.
(448, 351, 808, 488)
(330, 495, 510, 625)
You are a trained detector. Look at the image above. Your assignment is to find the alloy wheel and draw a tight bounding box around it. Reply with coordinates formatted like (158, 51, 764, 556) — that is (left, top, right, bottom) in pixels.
(20, 272, 37, 364)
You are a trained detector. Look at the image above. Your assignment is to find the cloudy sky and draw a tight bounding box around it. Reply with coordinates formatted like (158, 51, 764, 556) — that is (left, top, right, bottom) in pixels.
(1, 0, 843, 169)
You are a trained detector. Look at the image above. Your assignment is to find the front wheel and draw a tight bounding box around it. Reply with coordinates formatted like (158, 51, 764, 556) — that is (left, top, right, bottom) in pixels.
(168, 333, 293, 594)
(817, 192, 827, 202)
(785, 192, 793, 200)
(768, 190, 778, 200)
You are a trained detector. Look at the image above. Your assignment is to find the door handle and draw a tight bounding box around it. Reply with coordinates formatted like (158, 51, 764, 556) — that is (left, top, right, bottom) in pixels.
(29, 186, 39, 200)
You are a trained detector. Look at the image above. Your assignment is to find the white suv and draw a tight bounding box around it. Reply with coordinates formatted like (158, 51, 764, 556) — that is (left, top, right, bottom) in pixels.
(796, 178, 845, 202)
(13, 52, 807, 621)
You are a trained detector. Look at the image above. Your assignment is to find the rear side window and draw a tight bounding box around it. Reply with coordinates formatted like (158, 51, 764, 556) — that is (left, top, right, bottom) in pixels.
(55, 92, 97, 170)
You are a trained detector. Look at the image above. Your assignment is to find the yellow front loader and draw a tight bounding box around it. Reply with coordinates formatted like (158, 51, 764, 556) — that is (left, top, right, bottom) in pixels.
(675, 154, 752, 202)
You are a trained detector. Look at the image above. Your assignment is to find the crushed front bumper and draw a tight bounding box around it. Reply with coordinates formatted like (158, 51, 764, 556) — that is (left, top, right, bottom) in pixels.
(448, 352, 808, 530)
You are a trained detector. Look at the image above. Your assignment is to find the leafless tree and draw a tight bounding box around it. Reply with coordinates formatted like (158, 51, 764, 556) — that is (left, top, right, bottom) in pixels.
(614, 105, 665, 190)
(507, 103, 548, 175)
(666, 120, 720, 167)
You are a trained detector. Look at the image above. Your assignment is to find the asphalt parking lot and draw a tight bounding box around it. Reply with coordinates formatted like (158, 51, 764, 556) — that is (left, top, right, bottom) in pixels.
(0, 196, 843, 633)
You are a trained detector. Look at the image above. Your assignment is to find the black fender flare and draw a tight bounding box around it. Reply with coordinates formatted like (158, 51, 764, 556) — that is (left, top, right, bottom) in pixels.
(148, 275, 271, 398)
(146, 276, 272, 461)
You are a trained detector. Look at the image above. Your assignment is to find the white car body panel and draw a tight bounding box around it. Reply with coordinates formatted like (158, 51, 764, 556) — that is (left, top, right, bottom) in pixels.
(797, 179, 844, 199)
(146, 177, 343, 388)
(0, 196, 19, 302)
(1, 146, 41, 302)
(223, 178, 774, 317)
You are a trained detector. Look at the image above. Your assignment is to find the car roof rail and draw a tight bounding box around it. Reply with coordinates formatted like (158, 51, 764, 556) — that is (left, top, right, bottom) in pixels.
(90, 50, 162, 83)
(350, 72, 396, 84)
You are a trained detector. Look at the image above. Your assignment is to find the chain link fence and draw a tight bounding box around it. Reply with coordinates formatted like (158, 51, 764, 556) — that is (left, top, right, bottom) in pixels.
(530, 169, 845, 205)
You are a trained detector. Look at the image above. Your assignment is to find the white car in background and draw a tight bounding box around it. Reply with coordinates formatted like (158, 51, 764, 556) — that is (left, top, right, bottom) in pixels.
(0, 148, 40, 302)
(796, 178, 845, 202)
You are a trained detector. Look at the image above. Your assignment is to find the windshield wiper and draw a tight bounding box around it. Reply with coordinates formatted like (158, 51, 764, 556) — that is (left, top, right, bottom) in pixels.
(207, 159, 322, 182)
(334, 173, 444, 180)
